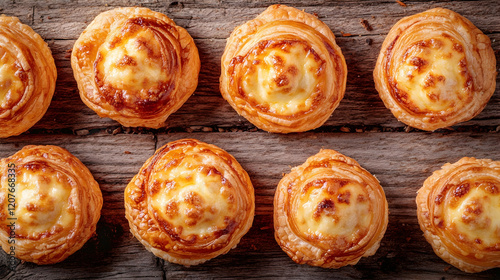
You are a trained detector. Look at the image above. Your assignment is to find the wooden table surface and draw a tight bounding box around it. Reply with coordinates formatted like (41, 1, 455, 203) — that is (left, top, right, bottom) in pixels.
(0, 0, 499, 279)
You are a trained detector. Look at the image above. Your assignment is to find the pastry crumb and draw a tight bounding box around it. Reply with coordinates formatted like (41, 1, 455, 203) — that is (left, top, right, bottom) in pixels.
(396, 0, 407, 7)
(340, 31, 352, 37)
(112, 127, 122, 135)
(359, 19, 373, 31)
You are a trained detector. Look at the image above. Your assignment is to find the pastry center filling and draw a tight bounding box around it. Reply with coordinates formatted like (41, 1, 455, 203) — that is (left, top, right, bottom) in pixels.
(444, 179, 500, 248)
(393, 36, 471, 113)
(94, 18, 178, 111)
(241, 40, 323, 115)
(10, 163, 74, 239)
(0, 48, 25, 110)
(98, 30, 165, 92)
(295, 178, 372, 243)
(149, 154, 236, 241)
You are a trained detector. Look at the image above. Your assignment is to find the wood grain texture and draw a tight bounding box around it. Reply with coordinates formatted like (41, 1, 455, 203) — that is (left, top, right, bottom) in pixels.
(0, 0, 499, 279)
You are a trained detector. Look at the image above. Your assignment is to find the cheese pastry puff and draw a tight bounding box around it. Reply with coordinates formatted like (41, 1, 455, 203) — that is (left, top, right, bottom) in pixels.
(0, 16, 56, 138)
(417, 157, 500, 273)
(274, 149, 388, 268)
(71, 7, 200, 128)
(374, 8, 496, 131)
(220, 5, 347, 133)
(0, 145, 103, 264)
(124, 139, 255, 266)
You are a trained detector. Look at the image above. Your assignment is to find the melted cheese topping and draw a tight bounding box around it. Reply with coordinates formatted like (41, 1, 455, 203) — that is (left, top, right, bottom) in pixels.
(444, 180, 500, 248)
(14, 167, 75, 238)
(241, 40, 321, 115)
(295, 180, 372, 240)
(0, 48, 25, 109)
(149, 154, 235, 239)
(95, 22, 169, 97)
(394, 37, 469, 112)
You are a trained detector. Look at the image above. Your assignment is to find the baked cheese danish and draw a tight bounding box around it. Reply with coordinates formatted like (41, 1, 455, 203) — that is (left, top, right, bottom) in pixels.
(417, 157, 500, 272)
(125, 139, 254, 266)
(0, 145, 103, 264)
(374, 8, 496, 131)
(71, 7, 200, 128)
(220, 5, 347, 133)
(0, 16, 57, 138)
(274, 149, 388, 268)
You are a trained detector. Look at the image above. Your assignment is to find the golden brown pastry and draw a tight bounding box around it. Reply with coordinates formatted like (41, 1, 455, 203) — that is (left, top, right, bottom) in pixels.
(416, 157, 500, 273)
(274, 149, 388, 268)
(374, 8, 496, 131)
(0, 145, 103, 264)
(0, 16, 57, 138)
(220, 5, 347, 133)
(71, 7, 200, 128)
(124, 139, 255, 266)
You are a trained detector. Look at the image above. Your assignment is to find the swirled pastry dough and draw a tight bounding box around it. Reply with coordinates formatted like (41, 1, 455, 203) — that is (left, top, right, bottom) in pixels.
(71, 7, 200, 128)
(374, 8, 496, 131)
(274, 149, 388, 268)
(125, 139, 254, 266)
(0, 16, 56, 138)
(0, 145, 102, 264)
(416, 157, 500, 273)
(220, 5, 347, 133)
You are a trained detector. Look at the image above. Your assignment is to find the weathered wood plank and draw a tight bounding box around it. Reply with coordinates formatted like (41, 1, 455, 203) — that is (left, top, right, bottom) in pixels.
(28, 1, 500, 39)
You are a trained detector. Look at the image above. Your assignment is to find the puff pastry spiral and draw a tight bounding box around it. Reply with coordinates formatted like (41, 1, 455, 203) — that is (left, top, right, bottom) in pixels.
(417, 157, 500, 273)
(374, 8, 496, 131)
(125, 139, 255, 266)
(0, 145, 103, 264)
(220, 5, 347, 133)
(0, 16, 56, 138)
(71, 7, 200, 128)
(274, 149, 388, 268)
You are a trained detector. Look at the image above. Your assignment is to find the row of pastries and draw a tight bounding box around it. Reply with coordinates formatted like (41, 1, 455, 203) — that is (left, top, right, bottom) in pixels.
(0, 140, 499, 273)
(0, 3, 498, 274)
(0, 4, 496, 136)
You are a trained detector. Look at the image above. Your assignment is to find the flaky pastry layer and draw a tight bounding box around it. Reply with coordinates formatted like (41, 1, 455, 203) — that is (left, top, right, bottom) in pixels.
(71, 7, 200, 128)
(0, 145, 102, 264)
(417, 157, 500, 273)
(374, 8, 496, 131)
(274, 149, 388, 268)
(0, 16, 56, 138)
(220, 5, 347, 133)
(124, 139, 254, 266)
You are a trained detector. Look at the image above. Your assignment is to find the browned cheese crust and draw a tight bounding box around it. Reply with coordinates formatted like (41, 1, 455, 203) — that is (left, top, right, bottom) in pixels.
(274, 149, 388, 268)
(374, 8, 496, 131)
(124, 139, 255, 266)
(71, 7, 200, 128)
(0, 145, 103, 264)
(220, 5, 347, 133)
(0, 16, 57, 138)
(417, 157, 500, 273)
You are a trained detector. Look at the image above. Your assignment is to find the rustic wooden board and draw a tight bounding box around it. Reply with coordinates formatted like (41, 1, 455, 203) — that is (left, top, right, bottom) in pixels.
(0, 0, 499, 279)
